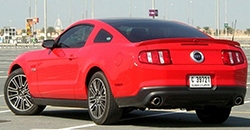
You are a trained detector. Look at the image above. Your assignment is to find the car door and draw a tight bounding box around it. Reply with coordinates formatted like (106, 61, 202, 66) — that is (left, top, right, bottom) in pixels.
(36, 24, 93, 99)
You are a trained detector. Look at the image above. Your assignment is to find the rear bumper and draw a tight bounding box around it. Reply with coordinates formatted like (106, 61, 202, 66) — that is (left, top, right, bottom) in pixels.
(115, 86, 246, 109)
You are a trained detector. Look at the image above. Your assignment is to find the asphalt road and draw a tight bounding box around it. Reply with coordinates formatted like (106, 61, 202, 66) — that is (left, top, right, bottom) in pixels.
(0, 45, 250, 130)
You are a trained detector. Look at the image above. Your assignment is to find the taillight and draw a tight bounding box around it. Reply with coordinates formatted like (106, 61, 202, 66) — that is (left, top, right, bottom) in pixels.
(222, 50, 244, 65)
(139, 50, 172, 65)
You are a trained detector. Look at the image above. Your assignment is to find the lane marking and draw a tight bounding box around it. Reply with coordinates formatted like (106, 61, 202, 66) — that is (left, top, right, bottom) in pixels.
(59, 123, 96, 130)
(232, 111, 250, 114)
(31, 123, 96, 130)
(0, 95, 4, 97)
(31, 124, 97, 130)
(0, 110, 11, 113)
(120, 110, 183, 122)
(245, 101, 250, 104)
(0, 76, 7, 79)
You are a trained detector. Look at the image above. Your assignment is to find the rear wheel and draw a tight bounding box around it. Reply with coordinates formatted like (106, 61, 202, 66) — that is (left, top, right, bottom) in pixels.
(195, 106, 231, 124)
(87, 71, 122, 125)
(4, 68, 46, 115)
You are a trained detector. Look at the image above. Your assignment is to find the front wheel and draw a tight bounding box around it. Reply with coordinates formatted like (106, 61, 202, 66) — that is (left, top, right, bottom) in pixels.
(195, 106, 231, 124)
(87, 71, 122, 125)
(4, 68, 46, 115)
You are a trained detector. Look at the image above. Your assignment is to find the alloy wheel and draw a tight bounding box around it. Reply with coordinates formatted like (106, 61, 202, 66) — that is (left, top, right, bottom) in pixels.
(6, 74, 34, 112)
(88, 78, 107, 119)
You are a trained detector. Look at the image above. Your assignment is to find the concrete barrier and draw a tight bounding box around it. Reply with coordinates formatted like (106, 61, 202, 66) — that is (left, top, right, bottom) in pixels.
(0, 43, 42, 48)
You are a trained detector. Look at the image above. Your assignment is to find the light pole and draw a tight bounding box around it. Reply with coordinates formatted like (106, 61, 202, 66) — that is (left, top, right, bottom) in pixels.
(82, 0, 87, 19)
(82, 0, 84, 19)
(224, 0, 228, 36)
(129, 0, 132, 17)
(29, 0, 31, 17)
(216, 0, 220, 38)
(28, 0, 32, 44)
(44, 0, 47, 40)
(188, 1, 193, 26)
(85, 0, 88, 19)
(152, 0, 155, 9)
(152, 0, 155, 18)
(34, 0, 37, 38)
(35, 0, 37, 18)
(91, 0, 95, 18)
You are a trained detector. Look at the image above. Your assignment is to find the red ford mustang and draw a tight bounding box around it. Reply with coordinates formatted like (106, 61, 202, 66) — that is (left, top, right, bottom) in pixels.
(4, 18, 247, 125)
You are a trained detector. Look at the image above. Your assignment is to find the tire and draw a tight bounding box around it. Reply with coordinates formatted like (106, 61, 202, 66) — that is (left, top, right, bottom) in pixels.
(195, 106, 231, 124)
(87, 71, 122, 125)
(4, 68, 46, 115)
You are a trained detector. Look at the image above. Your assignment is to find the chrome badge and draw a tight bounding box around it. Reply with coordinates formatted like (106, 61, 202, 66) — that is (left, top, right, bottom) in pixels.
(190, 50, 204, 63)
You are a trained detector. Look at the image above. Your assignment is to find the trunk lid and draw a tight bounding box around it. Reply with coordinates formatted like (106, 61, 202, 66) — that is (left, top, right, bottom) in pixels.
(136, 38, 243, 65)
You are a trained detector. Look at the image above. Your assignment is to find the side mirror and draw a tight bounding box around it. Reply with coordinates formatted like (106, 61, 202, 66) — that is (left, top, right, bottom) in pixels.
(42, 39, 56, 49)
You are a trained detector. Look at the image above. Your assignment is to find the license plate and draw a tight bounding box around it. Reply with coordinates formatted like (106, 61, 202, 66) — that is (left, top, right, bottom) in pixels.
(189, 75, 212, 88)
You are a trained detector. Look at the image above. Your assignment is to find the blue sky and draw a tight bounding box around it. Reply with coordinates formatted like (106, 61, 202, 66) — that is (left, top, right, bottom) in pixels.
(1, 0, 249, 30)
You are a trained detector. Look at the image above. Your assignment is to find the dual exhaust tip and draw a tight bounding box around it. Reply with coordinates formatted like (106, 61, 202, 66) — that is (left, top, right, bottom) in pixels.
(234, 96, 243, 105)
(150, 97, 162, 106)
(150, 96, 244, 106)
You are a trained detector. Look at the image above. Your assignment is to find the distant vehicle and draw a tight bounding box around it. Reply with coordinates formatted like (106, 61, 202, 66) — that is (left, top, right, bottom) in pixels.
(4, 18, 247, 125)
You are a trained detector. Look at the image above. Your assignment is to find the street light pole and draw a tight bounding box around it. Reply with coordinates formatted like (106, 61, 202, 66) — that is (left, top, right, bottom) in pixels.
(35, 0, 37, 18)
(29, 0, 31, 17)
(225, 0, 228, 36)
(83, 0, 88, 19)
(190, 1, 193, 26)
(216, 0, 220, 38)
(152, 0, 155, 18)
(44, 0, 47, 40)
(164, 0, 167, 19)
(129, 0, 132, 17)
(91, 0, 94, 18)
(28, 0, 32, 44)
(34, 0, 37, 38)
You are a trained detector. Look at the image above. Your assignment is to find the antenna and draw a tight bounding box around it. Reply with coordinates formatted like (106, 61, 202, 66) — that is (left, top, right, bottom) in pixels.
(232, 19, 237, 41)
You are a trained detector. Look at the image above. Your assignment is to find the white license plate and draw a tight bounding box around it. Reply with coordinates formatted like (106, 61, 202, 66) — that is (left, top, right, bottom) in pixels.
(189, 75, 212, 88)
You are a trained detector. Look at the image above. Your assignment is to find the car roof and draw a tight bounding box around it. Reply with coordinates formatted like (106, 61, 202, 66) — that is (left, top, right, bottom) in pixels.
(98, 18, 181, 25)
(96, 18, 210, 42)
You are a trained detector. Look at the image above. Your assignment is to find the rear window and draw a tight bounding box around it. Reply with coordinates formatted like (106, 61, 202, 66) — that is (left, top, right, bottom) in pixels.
(103, 19, 210, 42)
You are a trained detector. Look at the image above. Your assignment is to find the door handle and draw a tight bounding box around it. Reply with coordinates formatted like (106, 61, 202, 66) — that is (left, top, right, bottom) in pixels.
(68, 54, 76, 60)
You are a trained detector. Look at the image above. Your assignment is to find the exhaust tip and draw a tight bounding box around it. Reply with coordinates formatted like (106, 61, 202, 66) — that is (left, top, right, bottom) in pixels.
(235, 96, 243, 105)
(151, 97, 162, 106)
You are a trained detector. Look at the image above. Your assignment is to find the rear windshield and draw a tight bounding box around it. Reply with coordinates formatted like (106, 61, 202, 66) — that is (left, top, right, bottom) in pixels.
(102, 19, 210, 42)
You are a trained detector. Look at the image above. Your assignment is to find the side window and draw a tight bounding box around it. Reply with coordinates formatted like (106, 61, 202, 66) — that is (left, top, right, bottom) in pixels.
(57, 24, 93, 48)
(94, 29, 113, 43)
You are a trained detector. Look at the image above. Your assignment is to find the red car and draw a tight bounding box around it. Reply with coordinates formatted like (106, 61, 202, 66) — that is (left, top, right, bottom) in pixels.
(4, 18, 247, 125)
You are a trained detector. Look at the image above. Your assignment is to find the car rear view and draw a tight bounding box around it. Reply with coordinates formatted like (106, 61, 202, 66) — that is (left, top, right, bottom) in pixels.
(105, 19, 248, 124)
(134, 38, 247, 107)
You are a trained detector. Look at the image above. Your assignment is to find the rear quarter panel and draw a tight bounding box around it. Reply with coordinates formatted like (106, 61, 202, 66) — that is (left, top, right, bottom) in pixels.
(73, 20, 135, 99)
